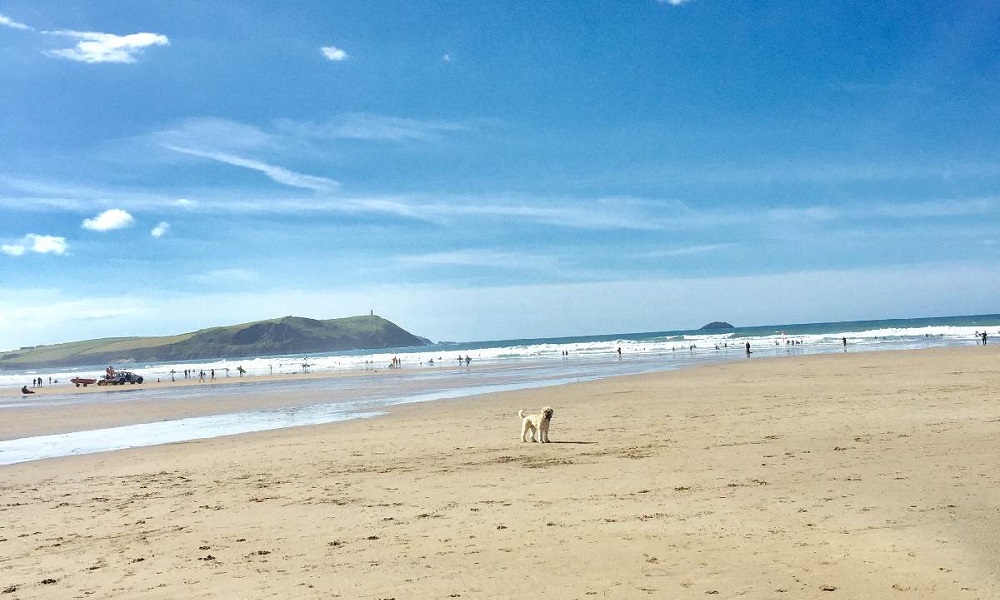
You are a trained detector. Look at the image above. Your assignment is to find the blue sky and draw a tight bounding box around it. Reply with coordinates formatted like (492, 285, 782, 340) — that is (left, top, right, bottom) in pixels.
(1, 1, 999, 349)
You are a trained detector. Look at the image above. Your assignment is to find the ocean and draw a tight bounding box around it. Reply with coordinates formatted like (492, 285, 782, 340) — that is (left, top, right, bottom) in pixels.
(1, 313, 998, 465)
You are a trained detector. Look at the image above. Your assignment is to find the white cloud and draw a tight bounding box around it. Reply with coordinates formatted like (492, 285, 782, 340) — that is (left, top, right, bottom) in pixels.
(2, 234, 68, 256)
(44, 30, 169, 63)
(0, 243, 25, 256)
(163, 145, 339, 192)
(321, 46, 348, 61)
(174, 198, 197, 208)
(442, 53, 452, 62)
(82, 208, 135, 231)
(151, 222, 170, 238)
(0, 13, 32, 30)
(658, 0, 693, 5)
(29, 234, 68, 254)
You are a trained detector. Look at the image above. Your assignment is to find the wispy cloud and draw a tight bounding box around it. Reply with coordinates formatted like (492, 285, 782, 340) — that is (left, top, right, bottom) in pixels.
(2, 234, 68, 256)
(658, 0, 693, 5)
(151, 222, 170, 238)
(275, 113, 470, 142)
(150, 118, 275, 154)
(0, 14, 165, 62)
(397, 249, 558, 272)
(162, 145, 339, 192)
(192, 268, 260, 285)
(660, 243, 736, 257)
(0, 13, 32, 30)
(320, 45, 349, 61)
(398, 250, 525, 269)
(82, 208, 135, 231)
(43, 30, 169, 63)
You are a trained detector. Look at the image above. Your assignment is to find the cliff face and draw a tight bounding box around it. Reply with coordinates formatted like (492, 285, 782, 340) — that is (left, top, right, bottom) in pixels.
(0, 315, 429, 369)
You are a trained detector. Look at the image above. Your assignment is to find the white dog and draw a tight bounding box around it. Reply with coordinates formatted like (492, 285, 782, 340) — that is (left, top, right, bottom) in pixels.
(518, 407, 554, 443)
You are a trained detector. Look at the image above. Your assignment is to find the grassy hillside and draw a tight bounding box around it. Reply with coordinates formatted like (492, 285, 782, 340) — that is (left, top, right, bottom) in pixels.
(0, 315, 429, 369)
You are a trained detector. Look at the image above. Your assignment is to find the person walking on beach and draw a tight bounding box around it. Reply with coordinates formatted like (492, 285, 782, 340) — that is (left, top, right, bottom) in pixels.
(745, 342, 752, 357)
(199, 369, 205, 383)
(983, 331, 988, 345)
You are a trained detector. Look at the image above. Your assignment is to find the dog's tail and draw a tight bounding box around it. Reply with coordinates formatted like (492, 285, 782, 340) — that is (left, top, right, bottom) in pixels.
(517, 409, 525, 419)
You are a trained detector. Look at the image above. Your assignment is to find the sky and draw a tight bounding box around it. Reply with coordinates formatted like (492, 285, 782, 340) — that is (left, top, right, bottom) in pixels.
(1, 1, 999, 349)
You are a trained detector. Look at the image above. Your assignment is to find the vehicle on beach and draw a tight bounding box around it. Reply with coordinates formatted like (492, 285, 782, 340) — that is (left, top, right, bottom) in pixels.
(70, 377, 98, 387)
(97, 371, 144, 385)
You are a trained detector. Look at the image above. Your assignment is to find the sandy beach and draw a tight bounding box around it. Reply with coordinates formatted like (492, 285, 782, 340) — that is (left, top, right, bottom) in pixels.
(1, 346, 999, 599)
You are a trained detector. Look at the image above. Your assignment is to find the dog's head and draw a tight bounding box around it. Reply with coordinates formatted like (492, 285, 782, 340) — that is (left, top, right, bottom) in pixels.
(542, 407, 554, 421)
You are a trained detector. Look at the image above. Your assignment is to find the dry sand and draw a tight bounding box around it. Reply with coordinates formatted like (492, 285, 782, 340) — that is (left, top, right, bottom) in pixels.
(1, 346, 999, 599)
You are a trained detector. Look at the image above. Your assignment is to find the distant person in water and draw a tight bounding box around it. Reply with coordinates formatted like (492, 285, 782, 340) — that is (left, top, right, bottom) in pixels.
(842, 337, 847, 349)
(745, 342, 752, 356)
(983, 332, 988, 345)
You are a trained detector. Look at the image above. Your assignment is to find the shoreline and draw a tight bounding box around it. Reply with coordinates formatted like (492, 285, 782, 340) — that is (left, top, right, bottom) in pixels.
(0, 364, 488, 442)
(0, 343, 993, 449)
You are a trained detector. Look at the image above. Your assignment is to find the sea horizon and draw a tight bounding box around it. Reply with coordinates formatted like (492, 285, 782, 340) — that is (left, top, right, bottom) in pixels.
(3, 312, 999, 387)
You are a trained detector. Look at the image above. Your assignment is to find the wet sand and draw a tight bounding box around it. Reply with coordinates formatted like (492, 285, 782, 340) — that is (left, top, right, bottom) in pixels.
(1, 368, 401, 440)
(1, 346, 998, 598)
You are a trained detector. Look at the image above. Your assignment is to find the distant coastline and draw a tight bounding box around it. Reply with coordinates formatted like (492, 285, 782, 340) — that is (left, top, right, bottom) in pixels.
(0, 315, 429, 370)
(2, 313, 998, 392)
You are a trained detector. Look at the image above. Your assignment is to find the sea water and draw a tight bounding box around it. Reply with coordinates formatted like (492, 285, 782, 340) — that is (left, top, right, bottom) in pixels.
(1, 314, 998, 465)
